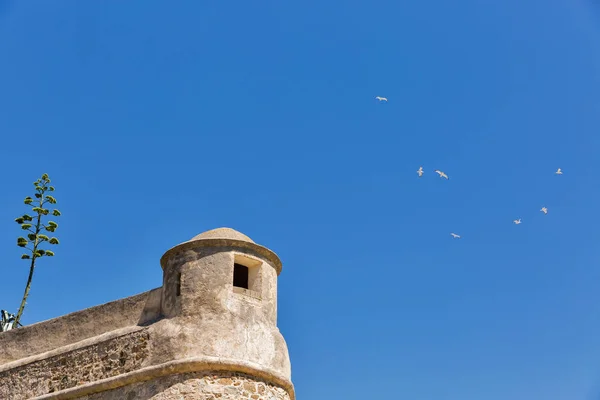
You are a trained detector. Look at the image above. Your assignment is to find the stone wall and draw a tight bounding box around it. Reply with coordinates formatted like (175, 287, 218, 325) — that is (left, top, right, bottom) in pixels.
(0, 288, 161, 365)
(79, 371, 291, 400)
(0, 329, 150, 400)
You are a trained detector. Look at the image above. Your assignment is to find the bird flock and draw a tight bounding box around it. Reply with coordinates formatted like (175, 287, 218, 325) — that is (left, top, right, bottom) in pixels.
(377, 96, 563, 240)
(418, 165, 563, 238)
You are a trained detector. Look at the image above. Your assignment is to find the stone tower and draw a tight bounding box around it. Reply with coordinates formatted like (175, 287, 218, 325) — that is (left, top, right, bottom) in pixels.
(0, 227, 294, 400)
(157, 227, 294, 399)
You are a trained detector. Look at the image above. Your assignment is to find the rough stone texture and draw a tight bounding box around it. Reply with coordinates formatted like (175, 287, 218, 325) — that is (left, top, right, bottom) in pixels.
(79, 371, 291, 400)
(0, 329, 150, 400)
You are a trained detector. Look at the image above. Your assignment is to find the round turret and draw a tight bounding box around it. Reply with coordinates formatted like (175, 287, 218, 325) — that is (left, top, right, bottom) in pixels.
(158, 227, 292, 389)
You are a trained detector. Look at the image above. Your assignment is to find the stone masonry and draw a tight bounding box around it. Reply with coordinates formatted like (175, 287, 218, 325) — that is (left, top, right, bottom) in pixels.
(0, 330, 150, 399)
(0, 228, 294, 400)
(79, 372, 291, 400)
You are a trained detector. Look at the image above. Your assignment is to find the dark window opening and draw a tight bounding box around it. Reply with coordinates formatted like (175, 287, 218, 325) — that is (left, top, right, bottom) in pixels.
(233, 263, 249, 289)
(176, 273, 181, 296)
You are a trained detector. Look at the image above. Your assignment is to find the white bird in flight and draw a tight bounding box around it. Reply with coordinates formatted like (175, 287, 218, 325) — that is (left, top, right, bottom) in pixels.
(513, 218, 522, 225)
(375, 96, 388, 102)
(555, 168, 563, 175)
(434, 170, 449, 179)
(540, 207, 548, 214)
(417, 166, 424, 177)
(450, 233, 460, 239)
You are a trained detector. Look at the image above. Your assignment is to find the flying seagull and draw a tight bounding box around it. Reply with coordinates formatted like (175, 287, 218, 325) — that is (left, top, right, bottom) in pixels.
(434, 170, 449, 179)
(375, 96, 388, 102)
(417, 166, 424, 177)
(450, 233, 460, 239)
(513, 218, 522, 225)
(555, 168, 563, 175)
(540, 207, 548, 214)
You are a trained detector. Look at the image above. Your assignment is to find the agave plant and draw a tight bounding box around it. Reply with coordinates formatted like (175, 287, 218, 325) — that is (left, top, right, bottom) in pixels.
(11, 173, 61, 328)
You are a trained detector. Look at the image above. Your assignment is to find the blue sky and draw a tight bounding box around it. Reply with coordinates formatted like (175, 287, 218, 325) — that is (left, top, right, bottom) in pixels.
(1, 0, 600, 398)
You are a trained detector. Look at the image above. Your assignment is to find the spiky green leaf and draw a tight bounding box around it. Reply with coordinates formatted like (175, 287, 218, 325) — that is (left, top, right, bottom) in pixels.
(48, 237, 59, 245)
(52, 209, 61, 216)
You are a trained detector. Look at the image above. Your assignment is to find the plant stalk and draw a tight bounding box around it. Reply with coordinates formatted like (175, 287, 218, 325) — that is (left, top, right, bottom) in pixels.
(13, 197, 43, 327)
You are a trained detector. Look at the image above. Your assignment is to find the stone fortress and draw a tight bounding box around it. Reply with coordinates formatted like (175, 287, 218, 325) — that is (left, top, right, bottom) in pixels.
(0, 228, 294, 400)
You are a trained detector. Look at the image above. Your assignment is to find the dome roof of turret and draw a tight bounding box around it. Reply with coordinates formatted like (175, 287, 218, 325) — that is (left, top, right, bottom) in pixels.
(190, 227, 254, 243)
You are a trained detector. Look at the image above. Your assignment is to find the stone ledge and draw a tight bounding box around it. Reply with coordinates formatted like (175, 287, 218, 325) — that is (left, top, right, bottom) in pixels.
(232, 286, 262, 300)
(160, 239, 283, 275)
(0, 325, 147, 374)
(30, 357, 295, 400)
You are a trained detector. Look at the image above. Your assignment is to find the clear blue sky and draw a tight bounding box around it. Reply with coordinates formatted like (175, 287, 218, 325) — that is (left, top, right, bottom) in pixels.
(1, 1, 600, 399)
